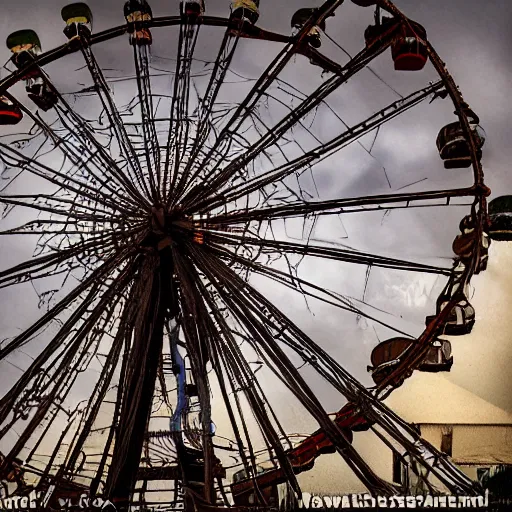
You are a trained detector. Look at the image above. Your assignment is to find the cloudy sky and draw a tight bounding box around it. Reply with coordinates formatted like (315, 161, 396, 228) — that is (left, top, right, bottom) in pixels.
(0, 0, 511, 497)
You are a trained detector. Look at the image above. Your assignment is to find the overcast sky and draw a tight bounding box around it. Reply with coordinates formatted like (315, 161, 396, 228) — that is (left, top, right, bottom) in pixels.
(0, 0, 511, 496)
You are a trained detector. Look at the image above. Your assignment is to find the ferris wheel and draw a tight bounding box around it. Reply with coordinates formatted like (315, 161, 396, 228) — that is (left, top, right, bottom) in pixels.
(0, 0, 494, 510)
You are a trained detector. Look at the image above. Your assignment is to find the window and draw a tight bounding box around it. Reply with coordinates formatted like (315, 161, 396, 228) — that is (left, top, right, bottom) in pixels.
(392, 452, 403, 484)
(441, 426, 453, 456)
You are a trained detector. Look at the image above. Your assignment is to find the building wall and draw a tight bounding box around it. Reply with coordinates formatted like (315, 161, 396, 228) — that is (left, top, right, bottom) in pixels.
(419, 424, 512, 466)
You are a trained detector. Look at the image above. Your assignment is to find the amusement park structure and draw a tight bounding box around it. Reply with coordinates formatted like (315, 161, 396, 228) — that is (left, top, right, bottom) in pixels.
(0, 0, 509, 510)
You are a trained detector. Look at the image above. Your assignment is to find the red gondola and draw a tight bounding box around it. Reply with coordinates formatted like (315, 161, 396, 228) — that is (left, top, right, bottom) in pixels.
(181, 0, 205, 17)
(391, 21, 428, 71)
(0, 96, 23, 125)
(368, 337, 413, 387)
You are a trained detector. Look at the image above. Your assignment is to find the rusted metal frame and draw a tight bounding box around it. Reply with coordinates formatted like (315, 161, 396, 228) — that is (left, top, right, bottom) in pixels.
(106, 251, 172, 505)
(203, 247, 477, 495)
(208, 187, 476, 225)
(161, 19, 184, 198)
(186, 246, 302, 500)
(38, 416, 77, 488)
(193, 258, 295, 496)
(0, 239, 123, 292)
(193, 277, 270, 505)
(133, 44, 162, 201)
(38, 299, 123, 483)
(196, 80, 444, 212)
(178, 0, 348, 207)
(0, 15, 333, 98)
(207, 231, 450, 274)
(60, 283, 138, 478)
(171, 248, 220, 503)
(0, 142, 135, 221)
(0, 143, 126, 218)
(51, 101, 149, 209)
(232, 256, 479, 494)
(163, 21, 199, 200)
(0, 230, 117, 287)
(0, 269, 123, 441)
(169, 27, 242, 205)
(0, 191, 125, 220)
(185, 47, 391, 212)
(21, 55, 148, 209)
(191, 245, 397, 497)
(0, 260, 135, 477)
(170, 27, 200, 202)
(79, 43, 155, 202)
(0, 195, 119, 224)
(206, 241, 412, 338)
(182, 48, 385, 212)
(4, 92, 139, 215)
(0, 243, 137, 364)
(378, 0, 488, 317)
(90, 320, 134, 495)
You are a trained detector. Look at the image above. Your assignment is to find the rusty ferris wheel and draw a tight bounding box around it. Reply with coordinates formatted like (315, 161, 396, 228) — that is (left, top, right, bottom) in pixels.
(0, 0, 497, 510)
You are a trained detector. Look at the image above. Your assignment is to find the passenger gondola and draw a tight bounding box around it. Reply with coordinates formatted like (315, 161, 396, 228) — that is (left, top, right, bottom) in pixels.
(26, 81, 58, 111)
(6, 30, 58, 111)
(365, 17, 427, 71)
(6, 29, 42, 79)
(418, 339, 453, 373)
(425, 290, 475, 336)
(391, 21, 428, 71)
(291, 7, 332, 49)
(364, 16, 398, 50)
(124, 0, 153, 45)
(437, 108, 486, 169)
(181, 0, 205, 17)
(452, 213, 489, 273)
(488, 196, 512, 241)
(61, 3, 93, 40)
(231, 0, 259, 25)
(369, 337, 453, 386)
(351, 0, 377, 6)
(0, 96, 23, 125)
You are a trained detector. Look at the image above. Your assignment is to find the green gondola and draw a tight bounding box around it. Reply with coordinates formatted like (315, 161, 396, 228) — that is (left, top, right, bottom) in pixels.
(61, 3, 93, 39)
(489, 196, 512, 241)
(6, 29, 41, 53)
(231, 0, 259, 24)
(6, 30, 42, 79)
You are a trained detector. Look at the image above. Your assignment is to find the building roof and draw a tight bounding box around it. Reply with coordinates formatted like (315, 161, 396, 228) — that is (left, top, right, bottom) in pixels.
(385, 371, 512, 424)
